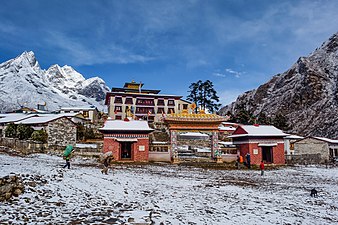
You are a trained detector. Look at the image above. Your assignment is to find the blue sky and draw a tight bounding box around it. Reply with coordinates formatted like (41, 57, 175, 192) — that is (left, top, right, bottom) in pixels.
(1, 0, 338, 106)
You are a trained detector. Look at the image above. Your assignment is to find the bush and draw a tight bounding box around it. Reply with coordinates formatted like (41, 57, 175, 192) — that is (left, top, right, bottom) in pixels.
(76, 123, 85, 141)
(84, 128, 96, 140)
(31, 130, 48, 143)
(5, 123, 17, 138)
(16, 124, 34, 140)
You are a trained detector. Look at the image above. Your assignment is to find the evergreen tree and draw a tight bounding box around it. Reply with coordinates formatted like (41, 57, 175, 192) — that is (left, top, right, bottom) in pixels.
(5, 123, 17, 138)
(236, 109, 253, 124)
(187, 80, 221, 113)
(272, 113, 290, 131)
(84, 127, 96, 140)
(31, 130, 48, 143)
(187, 80, 202, 113)
(76, 123, 85, 141)
(257, 112, 271, 125)
(16, 124, 34, 140)
(231, 104, 253, 124)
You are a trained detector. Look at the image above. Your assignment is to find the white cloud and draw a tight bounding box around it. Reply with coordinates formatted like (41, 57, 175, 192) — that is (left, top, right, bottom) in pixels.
(44, 31, 154, 66)
(225, 68, 243, 78)
(212, 72, 226, 77)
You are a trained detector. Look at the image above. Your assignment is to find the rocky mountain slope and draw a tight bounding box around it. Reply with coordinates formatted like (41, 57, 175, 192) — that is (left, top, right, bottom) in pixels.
(0, 51, 110, 112)
(219, 32, 338, 138)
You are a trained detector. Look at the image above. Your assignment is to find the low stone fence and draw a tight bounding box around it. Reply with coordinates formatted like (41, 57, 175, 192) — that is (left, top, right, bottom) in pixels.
(285, 154, 324, 165)
(0, 137, 47, 154)
(48, 143, 103, 157)
(0, 137, 103, 157)
(0, 175, 24, 201)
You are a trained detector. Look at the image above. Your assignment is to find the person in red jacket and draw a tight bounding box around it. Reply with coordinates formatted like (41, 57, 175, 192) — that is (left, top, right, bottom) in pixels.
(260, 161, 265, 176)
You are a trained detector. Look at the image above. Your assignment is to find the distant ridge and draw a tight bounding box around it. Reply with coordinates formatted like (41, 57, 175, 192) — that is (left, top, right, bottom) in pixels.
(219, 32, 338, 138)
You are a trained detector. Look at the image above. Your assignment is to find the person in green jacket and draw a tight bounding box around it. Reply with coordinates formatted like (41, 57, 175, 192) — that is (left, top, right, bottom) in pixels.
(63, 145, 73, 169)
(63, 154, 71, 169)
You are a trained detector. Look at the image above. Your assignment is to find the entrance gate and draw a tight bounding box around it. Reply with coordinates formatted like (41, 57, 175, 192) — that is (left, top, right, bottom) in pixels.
(164, 112, 226, 160)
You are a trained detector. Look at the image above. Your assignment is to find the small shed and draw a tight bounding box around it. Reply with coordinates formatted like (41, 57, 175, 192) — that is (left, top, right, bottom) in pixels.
(15, 115, 77, 147)
(58, 107, 99, 123)
(291, 137, 338, 163)
(229, 125, 288, 165)
(99, 119, 153, 162)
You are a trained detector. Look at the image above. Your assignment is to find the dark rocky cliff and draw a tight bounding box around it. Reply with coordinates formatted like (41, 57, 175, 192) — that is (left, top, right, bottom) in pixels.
(219, 32, 338, 138)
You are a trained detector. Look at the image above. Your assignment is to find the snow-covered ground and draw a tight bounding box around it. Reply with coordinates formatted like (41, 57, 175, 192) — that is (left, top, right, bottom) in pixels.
(1, 153, 338, 225)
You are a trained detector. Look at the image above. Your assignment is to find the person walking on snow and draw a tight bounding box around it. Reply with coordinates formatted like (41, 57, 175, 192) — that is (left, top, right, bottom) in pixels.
(246, 153, 251, 169)
(101, 155, 113, 175)
(236, 155, 244, 169)
(63, 145, 74, 169)
(239, 155, 244, 168)
(260, 161, 265, 176)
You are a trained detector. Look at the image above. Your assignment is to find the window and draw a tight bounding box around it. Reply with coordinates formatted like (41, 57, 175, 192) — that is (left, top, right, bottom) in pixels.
(136, 98, 154, 106)
(167, 100, 175, 106)
(135, 107, 155, 114)
(157, 108, 165, 114)
(115, 115, 122, 120)
(168, 108, 175, 114)
(114, 97, 122, 103)
(150, 145, 169, 152)
(157, 99, 165, 106)
(183, 104, 188, 109)
(114, 106, 122, 112)
(125, 98, 133, 104)
(83, 111, 89, 118)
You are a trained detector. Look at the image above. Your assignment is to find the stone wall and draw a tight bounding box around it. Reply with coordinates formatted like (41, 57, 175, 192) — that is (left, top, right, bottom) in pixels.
(0, 137, 47, 154)
(47, 117, 76, 146)
(293, 138, 329, 163)
(285, 154, 323, 165)
(0, 175, 24, 201)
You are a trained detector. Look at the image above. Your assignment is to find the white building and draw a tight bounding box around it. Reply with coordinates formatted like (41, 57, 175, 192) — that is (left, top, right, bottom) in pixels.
(58, 107, 99, 123)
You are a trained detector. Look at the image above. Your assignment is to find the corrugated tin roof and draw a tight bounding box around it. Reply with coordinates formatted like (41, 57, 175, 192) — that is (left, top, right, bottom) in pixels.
(14, 114, 66, 124)
(0, 114, 37, 123)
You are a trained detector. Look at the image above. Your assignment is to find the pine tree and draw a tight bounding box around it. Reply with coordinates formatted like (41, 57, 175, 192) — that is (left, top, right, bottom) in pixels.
(187, 80, 221, 113)
(257, 112, 271, 125)
(187, 80, 202, 113)
(272, 113, 290, 131)
(16, 124, 34, 140)
(31, 130, 48, 143)
(5, 123, 17, 138)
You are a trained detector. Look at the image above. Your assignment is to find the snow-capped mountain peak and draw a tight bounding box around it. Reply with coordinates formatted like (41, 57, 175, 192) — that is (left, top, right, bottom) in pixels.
(0, 51, 110, 112)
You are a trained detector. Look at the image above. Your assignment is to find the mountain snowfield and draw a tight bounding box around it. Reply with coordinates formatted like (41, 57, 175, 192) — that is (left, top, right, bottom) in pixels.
(0, 51, 110, 112)
(220, 32, 338, 138)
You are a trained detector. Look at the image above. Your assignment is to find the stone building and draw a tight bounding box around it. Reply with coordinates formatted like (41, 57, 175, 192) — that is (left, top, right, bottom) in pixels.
(291, 137, 338, 163)
(58, 107, 99, 123)
(0, 114, 36, 137)
(14, 115, 77, 147)
(229, 125, 288, 165)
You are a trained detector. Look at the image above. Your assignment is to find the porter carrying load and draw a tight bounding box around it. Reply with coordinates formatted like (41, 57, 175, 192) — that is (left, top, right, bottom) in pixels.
(63, 145, 74, 157)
